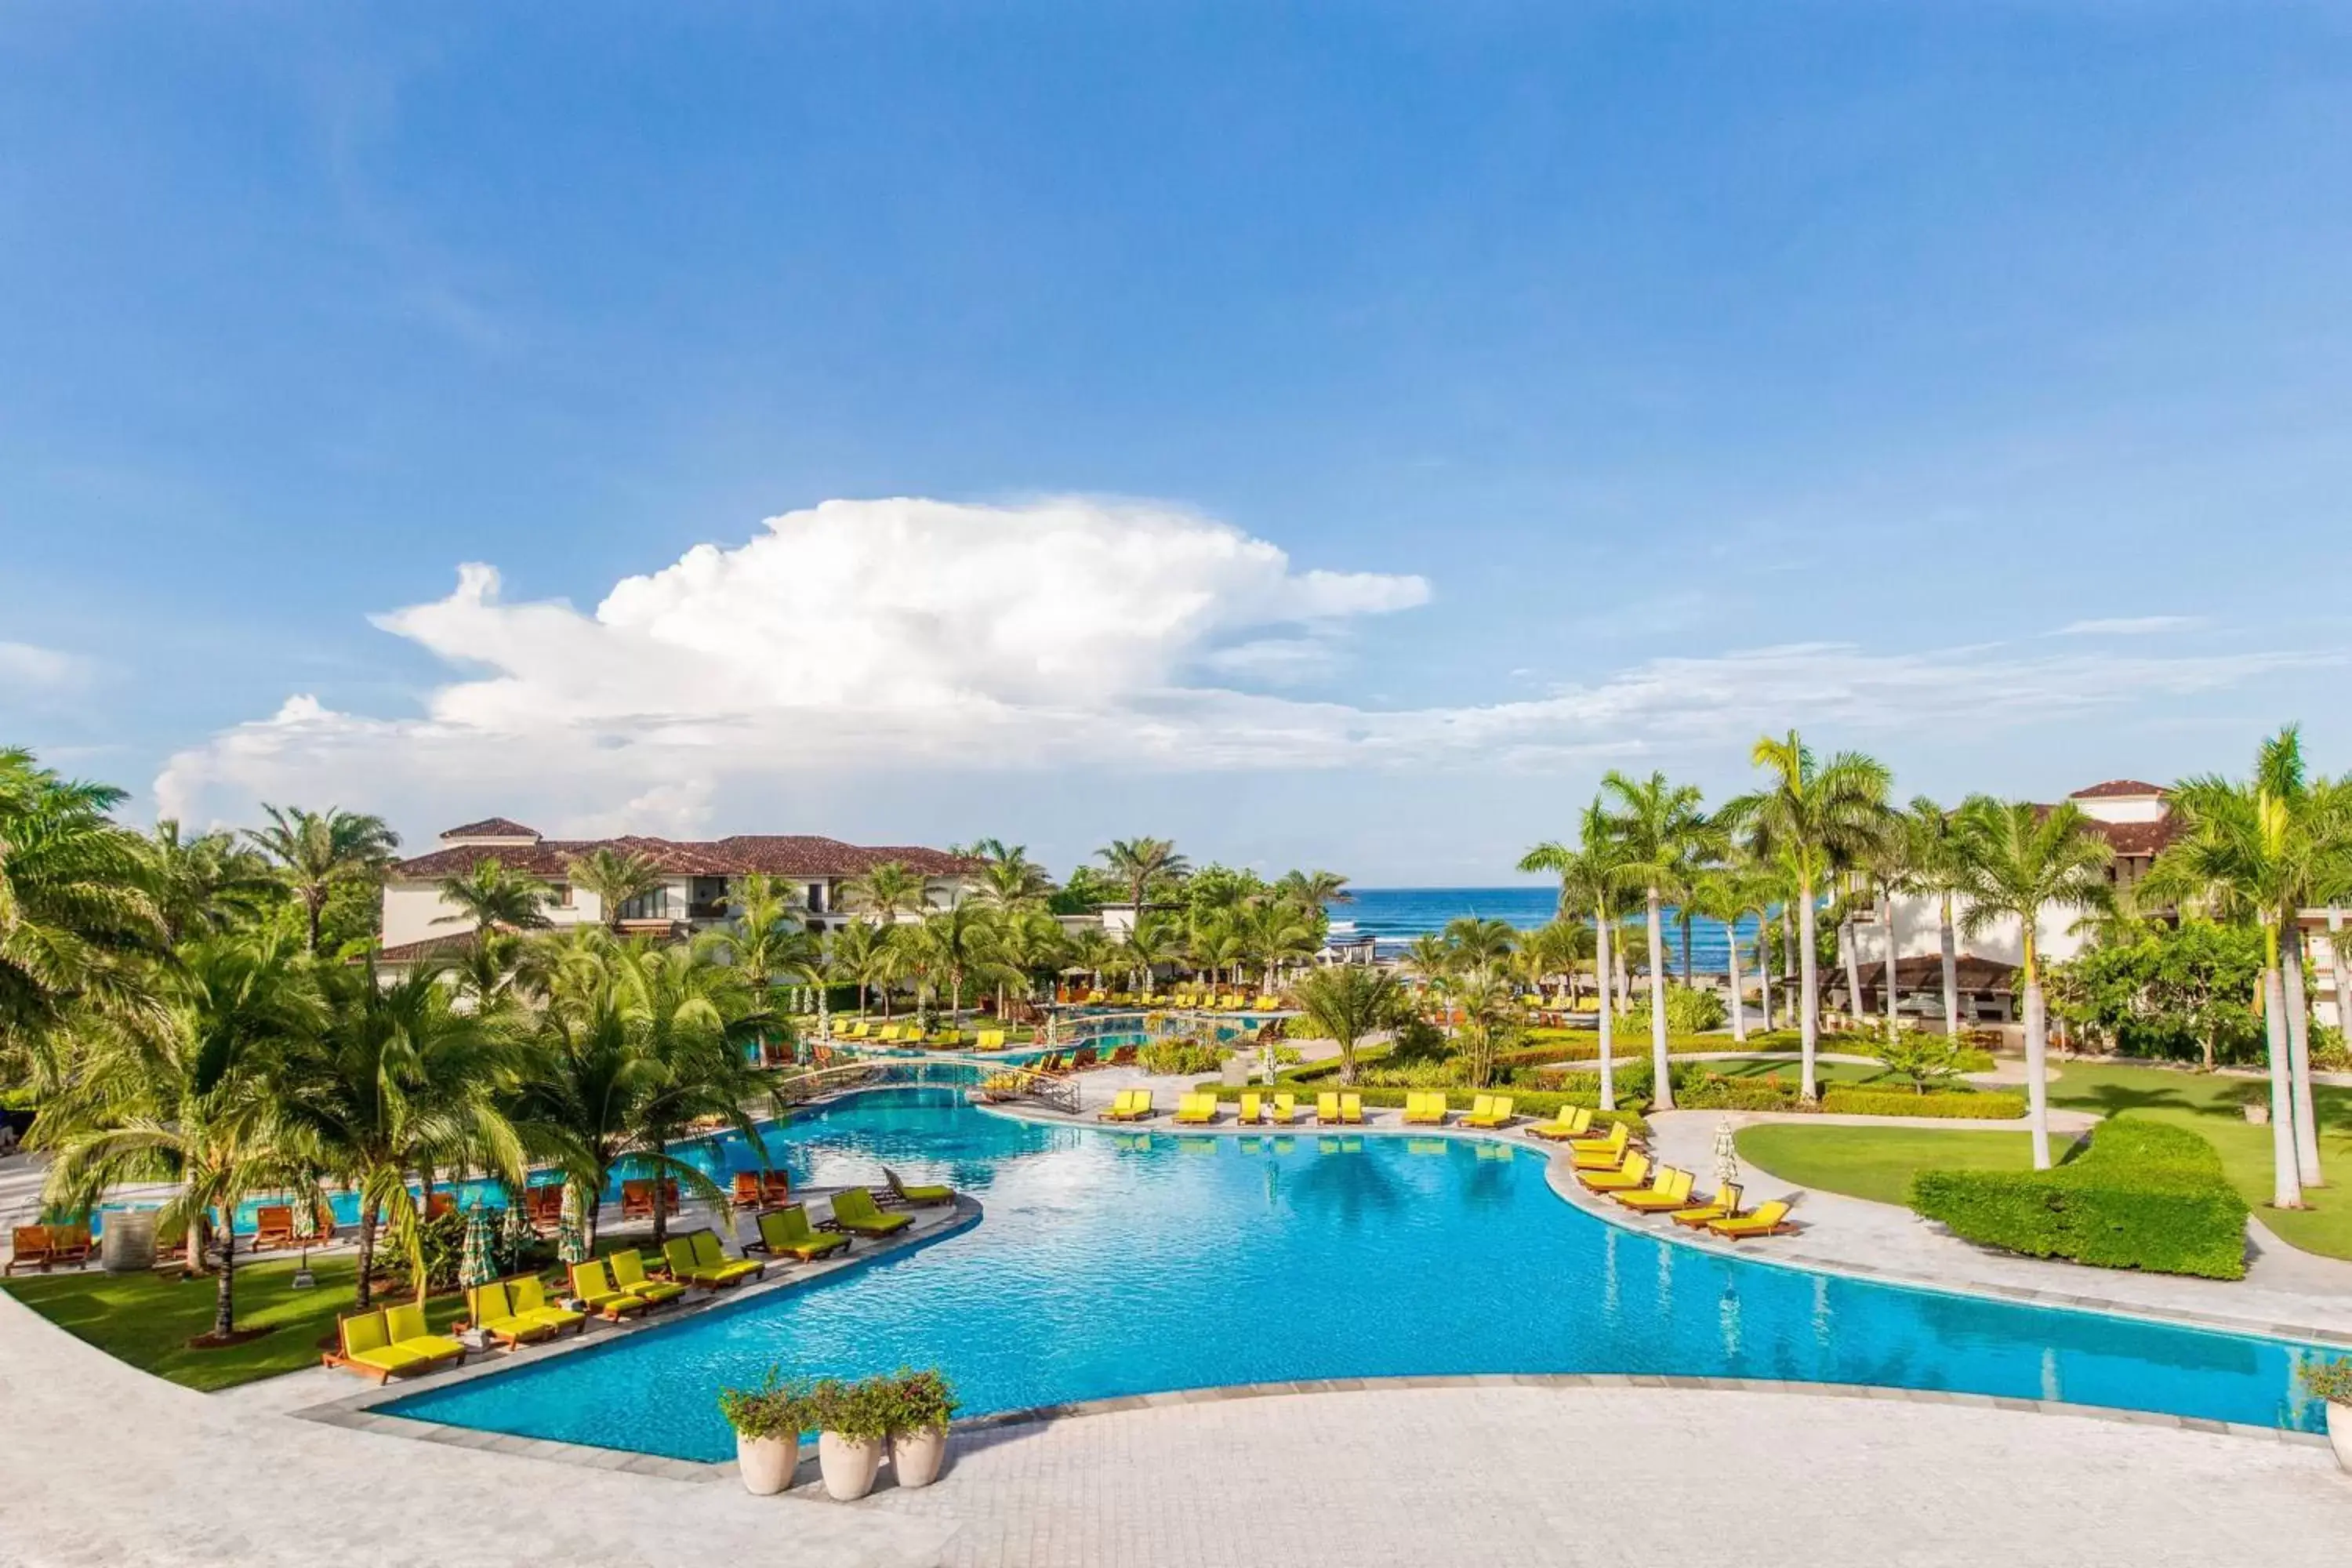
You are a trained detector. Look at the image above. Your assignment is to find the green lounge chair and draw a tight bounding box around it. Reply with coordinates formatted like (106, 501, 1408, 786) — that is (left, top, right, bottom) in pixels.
(507, 1273, 588, 1334)
(750, 1203, 851, 1260)
(884, 1167, 953, 1207)
(608, 1247, 688, 1305)
(568, 1258, 650, 1319)
(663, 1232, 762, 1288)
(383, 1301, 469, 1367)
(465, 1280, 558, 1348)
(828, 1187, 913, 1237)
(331, 1309, 447, 1384)
(691, 1229, 767, 1283)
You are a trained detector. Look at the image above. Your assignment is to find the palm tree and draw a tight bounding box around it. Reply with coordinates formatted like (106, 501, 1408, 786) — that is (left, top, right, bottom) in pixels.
(1245, 899, 1320, 992)
(33, 934, 319, 1337)
(2252, 728, 2347, 1188)
(1899, 797, 1970, 1042)
(1597, 770, 1716, 1112)
(824, 918, 887, 1018)
(0, 750, 164, 1087)
(279, 965, 521, 1308)
(1098, 837, 1189, 919)
(1063, 925, 1123, 997)
(564, 847, 665, 933)
(994, 907, 1067, 1018)
(1120, 913, 1185, 996)
(1515, 919, 1592, 1008)
(608, 939, 769, 1246)
(1439, 964, 1520, 1087)
(1187, 909, 1247, 990)
(245, 804, 400, 956)
(1860, 822, 1915, 1043)
(434, 857, 554, 948)
(840, 859, 926, 926)
(1442, 915, 1518, 971)
(914, 902, 1007, 1021)
(1519, 803, 1635, 1109)
(1286, 964, 1404, 1086)
(971, 842, 1054, 911)
(1721, 732, 1893, 1102)
(444, 930, 531, 1017)
(146, 818, 278, 944)
(1685, 869, 1757, 1044)
(1952, 797, 2114, 1172)
(718, 875, 819, 1052)
(1274, 869, 1352, 912)
(1400, 933, 1456, 987)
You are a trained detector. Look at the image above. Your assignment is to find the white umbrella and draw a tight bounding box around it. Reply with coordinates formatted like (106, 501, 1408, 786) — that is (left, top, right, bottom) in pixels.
(1712, 1120, 1740, 1192)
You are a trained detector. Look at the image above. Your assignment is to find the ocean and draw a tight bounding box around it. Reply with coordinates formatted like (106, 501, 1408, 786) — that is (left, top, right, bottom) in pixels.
(1336, 887, 1753, 975)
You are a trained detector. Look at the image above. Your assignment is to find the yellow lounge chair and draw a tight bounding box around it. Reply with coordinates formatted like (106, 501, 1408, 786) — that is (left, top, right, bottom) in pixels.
(829, 1187, 915, 1237)
(1464, 1094, 1515, 1129)
(660, 1233, 755, 1289)
(1568, 1123, 1632, 1169)
(884, 1167, 953, 1207)
(1339, 1093, 1364, 1125)
(1577, 1153, 1653, 1193)
(750, 1203, 851, 1260)
(1525, 1106, 1594, 1142)
(1316, 1091, 1343, 1126)
(1269, 1091, 1300, 1125)
(608, 1247, 689, 1305)
(1237, 1091, 1264, 1124)
(1099, 1089, 1154, 1122)
(1402, 1092, 1447, 1126)
(465, 1279, 558, 1348)
(976, 1029, 1006, 1050)
(507, 1273, 589, 1334)
(329, 1309, 447, 1384)
(1615, 1167, 1697, 1213)
(1174, 1092, 1219, 1125)
(1707, 1200, 1797, 1240)
(384, 1301, 468, 1367)
(568, 1258, 650, 1319)
(1671, 1184, 1742, 1229)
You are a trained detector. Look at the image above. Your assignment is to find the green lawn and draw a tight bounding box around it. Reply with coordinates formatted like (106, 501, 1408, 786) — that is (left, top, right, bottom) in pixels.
(1698, 1056, 1911, 1087)
(1, 1254, 470, 1392)
(2043, 1062, 2352, 1261)
(1734, 1123, 2058, 1207)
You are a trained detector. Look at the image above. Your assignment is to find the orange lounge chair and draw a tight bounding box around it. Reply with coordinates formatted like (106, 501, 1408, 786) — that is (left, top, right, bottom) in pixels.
(731, 1173, 764, 1211)
(620, 1180, 657, 1221)
(252, 1205, 296, 1252)
(5, 1225, 53, 1275)
(760, 1171, 792, 1207)
(46, 1224, 93, 1267)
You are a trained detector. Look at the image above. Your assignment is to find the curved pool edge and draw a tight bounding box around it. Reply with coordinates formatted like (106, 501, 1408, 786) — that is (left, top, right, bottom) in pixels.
(975, 1098, 2352, 1352)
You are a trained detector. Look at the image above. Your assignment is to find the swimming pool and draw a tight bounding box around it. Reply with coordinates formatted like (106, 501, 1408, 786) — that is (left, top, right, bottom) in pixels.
(380, 1088, 2335, 1461)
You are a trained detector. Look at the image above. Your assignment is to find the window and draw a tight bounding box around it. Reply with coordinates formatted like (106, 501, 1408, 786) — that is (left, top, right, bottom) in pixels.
(546, 881, 573, 908)
(619, 887, 670, 921)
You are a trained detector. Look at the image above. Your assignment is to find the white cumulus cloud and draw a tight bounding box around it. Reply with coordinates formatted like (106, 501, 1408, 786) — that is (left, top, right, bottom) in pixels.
(0, 641, 91, 690)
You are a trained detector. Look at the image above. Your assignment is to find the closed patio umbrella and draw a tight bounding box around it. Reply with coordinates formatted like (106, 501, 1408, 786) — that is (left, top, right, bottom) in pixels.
(459, 1204, 496, 1290)
(557, 1184, 588, 1266)
(1712, 1120, 1740, 1193)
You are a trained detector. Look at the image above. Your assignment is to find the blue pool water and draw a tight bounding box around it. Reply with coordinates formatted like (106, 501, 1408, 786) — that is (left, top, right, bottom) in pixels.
(382, 1089, 2333, 1459)
(1345, 887, 1755, 972)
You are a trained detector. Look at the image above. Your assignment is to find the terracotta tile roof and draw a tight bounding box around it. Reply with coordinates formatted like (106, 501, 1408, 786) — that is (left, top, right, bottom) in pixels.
(2069, 780, 2166, 800)
(1855, 955, 2019, 993)
(390, 833, 976, 881)
(440, 816, 543, 840)
(372, 932, 483, 964)
(2088, 818, 2173, 858)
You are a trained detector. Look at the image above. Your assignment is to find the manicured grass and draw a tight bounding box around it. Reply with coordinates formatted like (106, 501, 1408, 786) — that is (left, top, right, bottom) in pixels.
(1698, 1056, 1910, 1088)
(1, 1254, 470, 1392)
(2044, 1062, 2352, 1261)
(1734, 1123, 2060, 1207)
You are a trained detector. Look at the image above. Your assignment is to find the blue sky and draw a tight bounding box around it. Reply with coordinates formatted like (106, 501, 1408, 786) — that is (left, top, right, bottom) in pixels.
(5, 3, 2348, 883)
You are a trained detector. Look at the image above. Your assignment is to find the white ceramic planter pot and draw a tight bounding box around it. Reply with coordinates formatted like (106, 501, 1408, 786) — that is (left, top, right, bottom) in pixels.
(735, 1433, 796, 1496)
(2328, 1402, 2352, 1474)
(892, 1426, 948, 1489)
(817, 1432, 884, 1501)
(2243, 1103, 2270, 1125)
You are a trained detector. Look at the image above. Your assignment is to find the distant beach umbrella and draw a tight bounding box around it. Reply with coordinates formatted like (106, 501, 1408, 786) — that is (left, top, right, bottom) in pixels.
(499, 1190, 535, 1257)
(1712, 1121, 1740, 1191)
(459, 1204, 496, 1290)
(557, 1184, 588, 1266)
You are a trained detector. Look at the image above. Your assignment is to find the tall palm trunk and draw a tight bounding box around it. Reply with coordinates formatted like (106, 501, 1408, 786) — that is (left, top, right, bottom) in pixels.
(1840, 912, 1863, 1028)
(354, 1197, 379, 1311)
(1645, 888, 1673, 1110)
(1594, 908, 1615, 1111)
(211, 1205, 238, 1340)
(2021, 939, 2053, 1171)
(1755, 914, 1773, 1032)
(2282, 929, 2322, 1188)
(1939, 891, 1961, 1039)
(1879, 887, 1900, 1042)
(2261, 921, 2304, 1209)
(1796, 881, 1820, 1102)
(1726, 917, 1747, 1044)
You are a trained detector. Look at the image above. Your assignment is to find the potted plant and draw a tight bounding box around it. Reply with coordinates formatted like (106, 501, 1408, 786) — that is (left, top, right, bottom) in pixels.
(717, 1370, 808, 1496)
(2302, 1359, 2352, 1472)
(2228, 1080, 2271, 1125)
(810, 1377, 891, 1501)
(887, 1368, 958, 1489)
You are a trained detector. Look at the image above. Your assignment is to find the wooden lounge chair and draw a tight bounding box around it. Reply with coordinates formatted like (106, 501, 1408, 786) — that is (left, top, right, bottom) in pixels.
(1707, 1200, 1797, 1240)
(1463, 1094, 1515, 1130)
(1403, 1092, 1447, 1127)
(1237, 1091, 1264, 1125)
(1316, 1092, 1343, 1126)
(1268, 1092, 1300, 1126)
(1577, 1153, 1653, 1193)
(748, 1203, 851, 1261)
(425, 1192, 456, 1220)
(6, 1225, 52, 1275)
(568, 1258, 650, 1319)
(883, 1167, 953, 1207)
(1339, 1093, 1364, 1125)
(827, 1188, 913, 1238)
(328, 1307, 464, 1384)
(507, 1273, 590, 1334)
(252, 1205, 297, 1252)
(1108, 1044, 1139, 1067)
(730, 1173, 764, 1210)
(760, 1171, 792, 1207)
(663, 1241, 762, 1288)
(620, 1180, 656, 1221)
(384, 1301, 468, 1367)
(608, 1247, 688, 1305)
(1671, 1184, 1742, 1229)
(691, 1229, 767, 1283)
(46, 1224, 93, 1268)
(1174, 1092, 1219, 1126)
(1615, 1167, 1697, 1213)
(464, 1279, 558, 1348)
(1568, 1123, 1632, 1170)
(1526, 1107, 1594, 1142)
(1067, 1045, 1098, 1070)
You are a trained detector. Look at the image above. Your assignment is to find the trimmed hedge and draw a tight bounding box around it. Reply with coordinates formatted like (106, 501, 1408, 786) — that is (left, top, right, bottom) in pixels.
(1820, 1088, 2025, 1120)
(1910, 1119, 2249, 1280)
(1192, 1081, 1650, 1138)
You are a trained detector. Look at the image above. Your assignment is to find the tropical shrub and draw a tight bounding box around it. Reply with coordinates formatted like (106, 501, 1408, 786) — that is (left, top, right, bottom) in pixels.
(1137, 1040, 1222, 1076)
(2302, 1359, 2352, 1406)
(718, 1368, 814, 1440)
(1360, 1059, 1472, 1089)
(808, 1376, 896, 1440)
(1819, 1087, 2023, 1119)
(1871, 1031, 1969, 1092)
(1910, 1120, 2248, 1279)
(1620, 982, 1726, 1036)
(887, 1368, 958, 1433)
(2045, 920, 2266, 1069)
(2314, 1024, 2351, 1074)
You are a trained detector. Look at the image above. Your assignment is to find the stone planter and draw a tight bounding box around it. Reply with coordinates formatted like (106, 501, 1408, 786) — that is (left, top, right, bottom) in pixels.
(2243, 1102, 2270, 1125)
(891, 1426, 948, 1489)
(735, 1433, 797, 1496)
(817, 1432, 884, 1501)
(2329, 1402, 2352, 1474)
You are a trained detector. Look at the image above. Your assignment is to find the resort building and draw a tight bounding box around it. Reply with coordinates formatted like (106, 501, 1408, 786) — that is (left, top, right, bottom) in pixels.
(375, 817, 978, 970)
